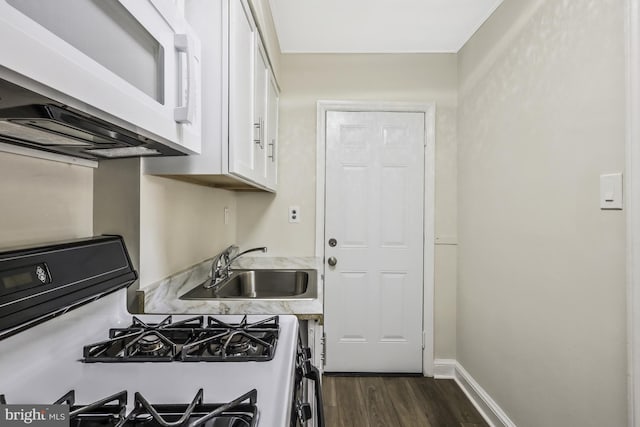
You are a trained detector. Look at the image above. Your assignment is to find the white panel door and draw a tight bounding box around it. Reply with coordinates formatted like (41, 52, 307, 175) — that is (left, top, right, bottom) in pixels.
(324, 111, 425, 373)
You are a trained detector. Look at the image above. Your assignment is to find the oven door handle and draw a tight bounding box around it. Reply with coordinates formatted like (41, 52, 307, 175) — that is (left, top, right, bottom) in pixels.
(304, 365, 325, 427)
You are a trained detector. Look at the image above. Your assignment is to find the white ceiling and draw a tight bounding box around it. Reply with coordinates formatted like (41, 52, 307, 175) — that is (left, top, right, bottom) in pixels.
(268, 0, 504, 53)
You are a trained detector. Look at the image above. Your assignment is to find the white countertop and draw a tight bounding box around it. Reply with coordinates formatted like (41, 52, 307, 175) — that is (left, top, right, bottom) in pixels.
(143, 256, 324, 320)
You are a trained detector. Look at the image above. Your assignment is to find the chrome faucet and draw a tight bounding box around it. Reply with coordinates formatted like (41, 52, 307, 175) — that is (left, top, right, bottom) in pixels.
(203, 245, 237, 289)
(203, 246, 267, 290)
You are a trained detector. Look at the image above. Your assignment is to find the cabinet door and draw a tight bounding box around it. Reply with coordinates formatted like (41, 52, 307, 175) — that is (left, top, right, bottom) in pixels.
(265, 74, 279, 190)
(253, 41, 269, 185)
(228, 0, 256, 180)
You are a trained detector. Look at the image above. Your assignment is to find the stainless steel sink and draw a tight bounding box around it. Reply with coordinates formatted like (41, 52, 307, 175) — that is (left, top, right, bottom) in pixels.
(179, 269, 317, 300)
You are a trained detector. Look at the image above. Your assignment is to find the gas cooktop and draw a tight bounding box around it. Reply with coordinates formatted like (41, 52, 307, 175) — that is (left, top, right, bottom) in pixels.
(83, 315, 279, 363)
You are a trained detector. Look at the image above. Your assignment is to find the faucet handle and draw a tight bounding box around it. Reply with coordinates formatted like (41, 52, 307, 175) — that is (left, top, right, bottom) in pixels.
(223, 245, 239, 268)
(226, 245, 239, 259)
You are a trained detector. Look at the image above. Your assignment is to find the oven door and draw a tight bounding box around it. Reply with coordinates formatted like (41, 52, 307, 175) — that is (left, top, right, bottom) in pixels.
(0, 0, 201, 155)
(292, 344, 325, 427)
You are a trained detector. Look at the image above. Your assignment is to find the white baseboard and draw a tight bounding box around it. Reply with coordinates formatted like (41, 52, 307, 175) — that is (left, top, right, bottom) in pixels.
(433, 358, 456, 379)
(432, 358, 517, 427)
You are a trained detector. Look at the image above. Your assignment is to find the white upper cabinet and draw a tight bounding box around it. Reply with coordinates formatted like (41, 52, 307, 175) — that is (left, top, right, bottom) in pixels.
(0, 0, 202, 154)
(229, 0, 257, 181)
(144, 0, 280, 192)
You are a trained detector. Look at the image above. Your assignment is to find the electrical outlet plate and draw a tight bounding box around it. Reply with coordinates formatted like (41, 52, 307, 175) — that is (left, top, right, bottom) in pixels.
(289, 206, 300, 223)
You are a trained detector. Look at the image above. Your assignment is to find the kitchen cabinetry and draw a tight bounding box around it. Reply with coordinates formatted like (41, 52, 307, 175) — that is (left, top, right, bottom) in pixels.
(144, 0, 280, 192)
(0, 0, 202, 155)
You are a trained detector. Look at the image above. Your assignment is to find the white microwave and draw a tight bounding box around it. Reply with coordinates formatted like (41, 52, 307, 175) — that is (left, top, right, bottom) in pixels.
(0, 0, 201, 159)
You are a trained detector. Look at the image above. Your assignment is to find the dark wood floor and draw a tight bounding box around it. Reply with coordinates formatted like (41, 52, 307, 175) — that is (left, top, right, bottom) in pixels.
(322, 375, 489, 427)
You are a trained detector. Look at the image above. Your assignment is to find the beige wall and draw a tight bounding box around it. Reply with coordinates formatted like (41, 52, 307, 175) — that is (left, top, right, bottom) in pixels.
(457, 0, 626, 425)
(0, 150, 238, 308)
(236, 53, 459, 358)
(139, 174, 237, 288)
(0, 152, 93, 249)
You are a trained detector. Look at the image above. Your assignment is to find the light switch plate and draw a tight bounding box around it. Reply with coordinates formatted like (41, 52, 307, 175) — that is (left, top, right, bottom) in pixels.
(600, 173, 623, 210)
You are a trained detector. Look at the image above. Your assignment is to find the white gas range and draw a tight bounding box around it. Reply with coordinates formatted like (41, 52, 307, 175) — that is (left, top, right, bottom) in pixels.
(0, 236, 323, 427)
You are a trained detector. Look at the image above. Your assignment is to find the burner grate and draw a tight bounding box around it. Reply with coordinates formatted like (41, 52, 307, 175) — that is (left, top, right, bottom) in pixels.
(83, 316, 203, 362)
(64, 390, 128, 427)
(125, 388, 257, 427)
(182, 315, 279, 362)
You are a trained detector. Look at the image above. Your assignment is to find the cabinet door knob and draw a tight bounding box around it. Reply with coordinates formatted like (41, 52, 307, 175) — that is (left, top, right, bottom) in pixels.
(327, 256, 337, 267)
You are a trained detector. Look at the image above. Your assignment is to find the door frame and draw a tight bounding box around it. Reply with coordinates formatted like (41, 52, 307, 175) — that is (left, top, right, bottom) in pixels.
(315, 100, 436, 376)
(627, 0, 640, 425)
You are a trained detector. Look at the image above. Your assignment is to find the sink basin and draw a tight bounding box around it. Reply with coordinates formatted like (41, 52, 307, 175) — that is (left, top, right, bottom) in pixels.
(179, 269, 317, 300)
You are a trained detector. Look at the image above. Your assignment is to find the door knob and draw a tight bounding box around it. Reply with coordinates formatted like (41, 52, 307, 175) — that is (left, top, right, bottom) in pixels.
(327, 256, 337, 266)
(328, 238, 337, 247)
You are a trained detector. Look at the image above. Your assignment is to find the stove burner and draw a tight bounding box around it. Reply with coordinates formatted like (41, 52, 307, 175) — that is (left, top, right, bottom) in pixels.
(135, 334, 168, 356)
(83, 315, 279, 363)
(225, 333, 254, 356)
(210, 332, 259, 357)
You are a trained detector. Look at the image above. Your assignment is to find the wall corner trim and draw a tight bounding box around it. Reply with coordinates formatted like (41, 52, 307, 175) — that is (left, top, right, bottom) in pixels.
(628, 0, 640, 426)
(433, 359, 517, 427)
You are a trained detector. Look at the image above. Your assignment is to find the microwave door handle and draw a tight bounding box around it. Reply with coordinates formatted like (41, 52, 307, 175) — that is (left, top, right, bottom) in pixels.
(174, 33, 197, 124)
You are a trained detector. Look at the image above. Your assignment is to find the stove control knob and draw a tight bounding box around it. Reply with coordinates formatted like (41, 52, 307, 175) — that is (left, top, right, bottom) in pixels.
(36, 266, 47, 283)
(297, 401, 312, 422)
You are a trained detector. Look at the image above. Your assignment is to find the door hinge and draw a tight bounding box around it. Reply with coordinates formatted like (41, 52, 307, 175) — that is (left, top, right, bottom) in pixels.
(321, 332, 326, 367)
(422, 331, 426, 350)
